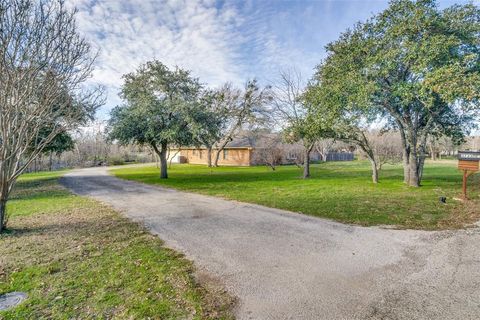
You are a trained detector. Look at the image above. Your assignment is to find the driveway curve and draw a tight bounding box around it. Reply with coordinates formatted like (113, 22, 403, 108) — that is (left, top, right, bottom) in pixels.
(61, 166, 480, 320)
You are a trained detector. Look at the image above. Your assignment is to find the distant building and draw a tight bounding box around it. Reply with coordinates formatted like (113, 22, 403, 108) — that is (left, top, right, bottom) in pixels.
(175, 133, 354, 166)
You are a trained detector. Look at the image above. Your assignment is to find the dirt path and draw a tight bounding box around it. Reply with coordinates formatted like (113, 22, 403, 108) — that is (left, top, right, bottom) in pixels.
(61, 166, 480, 320)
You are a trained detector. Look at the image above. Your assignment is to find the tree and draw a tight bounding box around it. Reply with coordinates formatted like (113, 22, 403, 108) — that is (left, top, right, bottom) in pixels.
(251, 134, 283, 171)
(192, 89, 226, 167)
(272, 70, 323, 178)
(37, 127, 75, 171)
(212, 80, 271, 167)
(108, 61, 203, 179)
(304, 88, 397, 183)
(315, 139, 336, 162)
(0, 0, 102, 232)
(361, 131, 403, 182)
(308, 0, 480, 187)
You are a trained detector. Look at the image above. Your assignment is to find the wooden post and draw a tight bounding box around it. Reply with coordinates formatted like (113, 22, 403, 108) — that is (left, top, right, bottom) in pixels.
(463, 169, 468, 200)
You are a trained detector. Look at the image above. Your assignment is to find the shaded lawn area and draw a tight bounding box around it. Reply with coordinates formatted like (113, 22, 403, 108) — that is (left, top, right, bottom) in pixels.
(0, 171, 233, 319)
(111, 161, 480, 229)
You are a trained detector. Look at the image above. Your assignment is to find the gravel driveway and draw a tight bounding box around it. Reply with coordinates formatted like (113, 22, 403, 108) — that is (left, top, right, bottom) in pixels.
(61, 166, 480, 320)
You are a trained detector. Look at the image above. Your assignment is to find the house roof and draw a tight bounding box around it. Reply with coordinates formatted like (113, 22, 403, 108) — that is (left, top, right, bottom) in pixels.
(179, 132, 280, 150)
(225, 136, 255, 148)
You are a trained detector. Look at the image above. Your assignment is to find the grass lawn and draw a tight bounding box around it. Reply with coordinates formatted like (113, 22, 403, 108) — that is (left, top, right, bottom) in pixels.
(0, 171, 233, 319)
(111, 160, 480, 230)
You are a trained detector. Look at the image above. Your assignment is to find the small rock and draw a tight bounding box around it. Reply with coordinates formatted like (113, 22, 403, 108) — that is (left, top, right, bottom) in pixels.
(0, 292, 27, 311)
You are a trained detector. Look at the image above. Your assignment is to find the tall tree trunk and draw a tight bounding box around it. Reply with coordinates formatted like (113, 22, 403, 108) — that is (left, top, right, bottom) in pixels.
(429, 141, 436, 161)
(408, 152, 420, 187)
(416, 136, 428, 185)
(400, 130, 410, 185)
(303, 144, 313, 179)
(0, 198, 6, 233)
(213, 149, 221, 167)
(159, 142, 168, 179)
(151, 142, 168, 179)
(213, 137, 233, 167)
(370, 159, 379, 184)
(207, 147, 212, 167)
(418, 155, 426, 183)
(0, 181, 10, 233)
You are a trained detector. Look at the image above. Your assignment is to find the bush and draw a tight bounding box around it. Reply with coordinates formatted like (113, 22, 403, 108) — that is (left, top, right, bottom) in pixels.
(107, 156, 125, 166)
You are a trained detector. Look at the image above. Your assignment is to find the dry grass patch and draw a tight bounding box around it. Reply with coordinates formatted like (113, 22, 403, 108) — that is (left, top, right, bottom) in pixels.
(0, 171, 234, 319)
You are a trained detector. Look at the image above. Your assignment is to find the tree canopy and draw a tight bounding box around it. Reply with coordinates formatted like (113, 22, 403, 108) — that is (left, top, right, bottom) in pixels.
(306, 0, 480, 186)
(108, 61, 208, 178)
(0, 0, 102, 232)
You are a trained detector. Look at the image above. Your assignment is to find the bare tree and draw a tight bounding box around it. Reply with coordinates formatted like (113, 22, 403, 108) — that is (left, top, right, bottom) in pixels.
(283, 143, 305, 167)
(315, 139, 336, 162)
(462, 136, 480, 152)
(359, 131, 402, 183)
(0, 1, 103, 232)
(252, 134, 283, 171)
(272, 69, 319, 178)
(213, 80, 271, 167)
(428, 135, 457, 160)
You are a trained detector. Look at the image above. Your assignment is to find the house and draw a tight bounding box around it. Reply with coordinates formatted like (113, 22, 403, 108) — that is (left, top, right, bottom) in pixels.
(176, 133, 354, 166)
(180, 136, 254, 166)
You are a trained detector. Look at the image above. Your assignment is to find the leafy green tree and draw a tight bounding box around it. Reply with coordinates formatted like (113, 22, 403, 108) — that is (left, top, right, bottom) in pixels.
(33, 126, 75, 171)
(108, 61, 203, 179)
(307, 0, 480, 186)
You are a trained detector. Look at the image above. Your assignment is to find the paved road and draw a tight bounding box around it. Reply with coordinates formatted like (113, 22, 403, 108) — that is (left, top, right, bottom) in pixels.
(61, 167, 480, 320)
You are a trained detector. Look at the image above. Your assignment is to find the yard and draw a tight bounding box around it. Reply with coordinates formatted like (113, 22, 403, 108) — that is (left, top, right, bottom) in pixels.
(0, 171, 233, 319)
(111, 160, 480, 230)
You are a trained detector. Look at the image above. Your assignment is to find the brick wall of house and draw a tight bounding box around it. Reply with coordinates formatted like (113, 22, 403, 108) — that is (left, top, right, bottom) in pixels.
(180, 148, 252, 166)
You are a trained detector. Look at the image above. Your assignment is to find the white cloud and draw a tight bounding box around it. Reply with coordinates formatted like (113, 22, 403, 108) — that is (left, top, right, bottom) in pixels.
(68, 0, 247, 116)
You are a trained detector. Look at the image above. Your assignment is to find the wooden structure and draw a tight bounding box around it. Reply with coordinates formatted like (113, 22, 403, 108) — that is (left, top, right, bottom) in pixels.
(457, 151, 480, 199)
(181, 147, 253, 166)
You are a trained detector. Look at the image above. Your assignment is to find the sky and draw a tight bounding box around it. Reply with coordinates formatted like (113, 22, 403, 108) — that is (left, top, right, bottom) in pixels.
(68, 0, 473, 119)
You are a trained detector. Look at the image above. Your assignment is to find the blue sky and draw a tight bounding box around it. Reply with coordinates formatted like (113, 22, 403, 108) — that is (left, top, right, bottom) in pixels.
(69, 0, 473, 118)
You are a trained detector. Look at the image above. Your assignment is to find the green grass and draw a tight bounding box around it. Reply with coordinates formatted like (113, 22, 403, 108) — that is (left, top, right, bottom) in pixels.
(111, 161, 480, 229)
(0, 171, 233, 319)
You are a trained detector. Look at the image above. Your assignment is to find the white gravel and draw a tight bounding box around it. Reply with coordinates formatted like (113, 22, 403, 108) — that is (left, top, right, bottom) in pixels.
(61, 166, 480, 320)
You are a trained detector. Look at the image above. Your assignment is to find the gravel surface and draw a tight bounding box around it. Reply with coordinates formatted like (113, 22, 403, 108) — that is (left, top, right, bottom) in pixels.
(61, 167, 480, 320)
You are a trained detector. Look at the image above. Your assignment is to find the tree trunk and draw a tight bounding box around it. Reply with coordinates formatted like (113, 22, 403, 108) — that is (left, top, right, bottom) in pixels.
(418, 155, 426, 183)
(207, 147, 212, 167)
(429, 141, 436, 161)
(400, 131, 410, 185)
(151, 142, 168, 179)
(213, 137, 233, 167)
(408, 152, 420, 187)
(213, 149, 221, 167)
(0, 198, 6, 233)
(159, 142, 168, 179)
(321, 151, 328, 162)
(370, 159, 379, 184)
(303, 144, 313, 179)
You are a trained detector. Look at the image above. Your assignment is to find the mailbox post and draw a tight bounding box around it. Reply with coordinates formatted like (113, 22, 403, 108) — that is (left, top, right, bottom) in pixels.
(457, 151, 480, 199)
